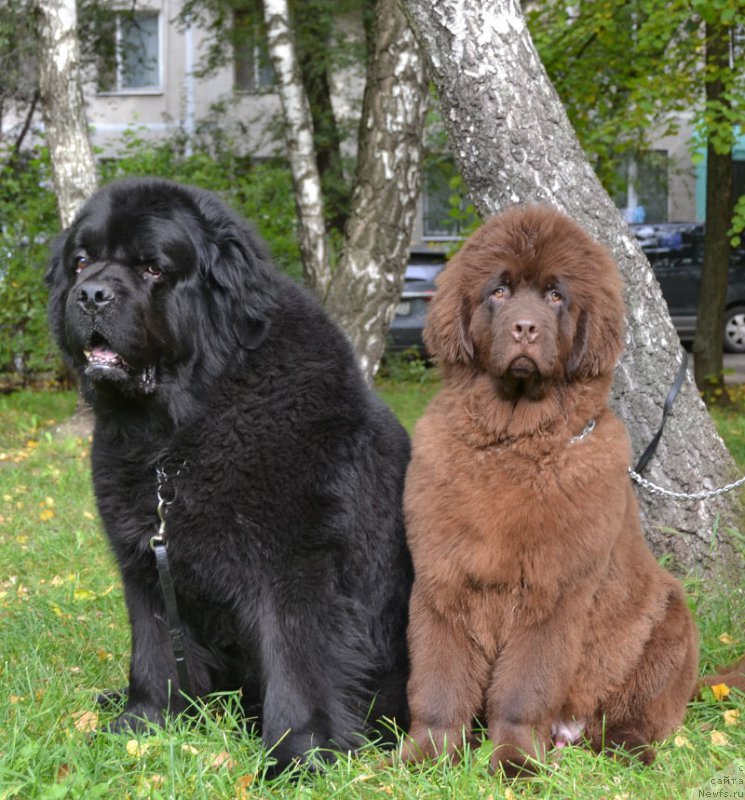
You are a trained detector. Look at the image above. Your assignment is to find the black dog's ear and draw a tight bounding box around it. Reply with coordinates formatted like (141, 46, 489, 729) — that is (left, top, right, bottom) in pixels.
(191, 194, 278, 353)
(44, 232, 67, 287)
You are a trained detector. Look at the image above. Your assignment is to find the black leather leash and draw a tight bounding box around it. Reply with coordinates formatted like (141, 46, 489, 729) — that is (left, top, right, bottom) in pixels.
(633, 350, 689, 475)
(150, 465, 193, 699)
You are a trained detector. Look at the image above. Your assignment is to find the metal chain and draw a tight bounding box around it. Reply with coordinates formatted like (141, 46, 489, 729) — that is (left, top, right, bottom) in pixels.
(150, 463, 184, 550)
(628, 467, 745, 501)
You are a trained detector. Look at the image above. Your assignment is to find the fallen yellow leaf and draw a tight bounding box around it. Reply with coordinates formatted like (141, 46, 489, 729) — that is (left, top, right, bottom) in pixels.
(181, 744, 199, 755)
(209, 751, 234, 769)
(724, 709, 740, 727)
(235, 774, 255, 799)
(73, 710, 99, 733)
(674, 734, 692, 749)
(73, 589, 97, 601)
(710, 730, 730, 746)
(711, 683, 731, 701)
(39, 509, 54, 521)
(719, 633, 735, 645)
(126, 740, 150, 757)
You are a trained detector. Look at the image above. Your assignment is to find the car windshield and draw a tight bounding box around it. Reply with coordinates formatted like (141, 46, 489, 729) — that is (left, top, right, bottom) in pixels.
(406, 263, 443, 282)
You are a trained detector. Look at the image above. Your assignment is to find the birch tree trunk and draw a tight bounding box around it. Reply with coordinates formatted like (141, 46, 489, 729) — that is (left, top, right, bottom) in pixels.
(324, 0, 429, 379)
(35, 0, 97, 434)
(401, 0, 743, 576)
(264, 0, 331, 299)
(264, 0, 428, 382)
(34, 0, 97, 227)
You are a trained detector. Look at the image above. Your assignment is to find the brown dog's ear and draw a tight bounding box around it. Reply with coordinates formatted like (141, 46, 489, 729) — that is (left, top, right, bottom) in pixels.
(566, 287, 625, 379)
(423, 258, 475, 364)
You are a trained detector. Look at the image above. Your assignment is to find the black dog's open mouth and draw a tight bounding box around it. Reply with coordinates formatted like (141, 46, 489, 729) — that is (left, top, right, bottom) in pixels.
(83, 338, 157, 394)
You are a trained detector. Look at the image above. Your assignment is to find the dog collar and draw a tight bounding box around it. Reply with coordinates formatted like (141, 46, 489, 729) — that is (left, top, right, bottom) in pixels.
(569, 419, 596, 445)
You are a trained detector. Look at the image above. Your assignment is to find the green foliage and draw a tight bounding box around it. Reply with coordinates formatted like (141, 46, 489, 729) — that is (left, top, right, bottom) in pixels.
(0, 146, 62, 379)
(528, 0, 696, 194)
(527, 0, 745, 205)
(729, 194, 745, 247)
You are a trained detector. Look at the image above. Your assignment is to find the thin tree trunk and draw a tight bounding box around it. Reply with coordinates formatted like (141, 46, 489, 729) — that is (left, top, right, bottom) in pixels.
(694, 21, 733, 405)
(34, 0, 97, 432)
(401, 0, 742, 576)
(324, 0, 429, 381)
(264, 0, 331, 298)
(290, 0, 350, 235)
(34, 0, 97, 228)
(265, 0, 429, 382)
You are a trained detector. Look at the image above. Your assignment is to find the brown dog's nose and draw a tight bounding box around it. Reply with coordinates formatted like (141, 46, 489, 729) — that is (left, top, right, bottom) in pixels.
(511, 319, 540, 344)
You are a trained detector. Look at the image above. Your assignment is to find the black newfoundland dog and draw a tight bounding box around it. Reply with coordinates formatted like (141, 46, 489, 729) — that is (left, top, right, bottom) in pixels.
(45, 178, 412, 769)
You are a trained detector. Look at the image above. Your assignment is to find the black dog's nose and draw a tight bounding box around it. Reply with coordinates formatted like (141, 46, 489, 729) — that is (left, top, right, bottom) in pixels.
(77, 281, 115, 313)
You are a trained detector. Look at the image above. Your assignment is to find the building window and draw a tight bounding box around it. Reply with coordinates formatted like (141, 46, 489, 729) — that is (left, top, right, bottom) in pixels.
(614, 150, 669, 224)
(233, 6, 274, 93)
(98, 12, 161, 93)
(422, 155, 478, 239)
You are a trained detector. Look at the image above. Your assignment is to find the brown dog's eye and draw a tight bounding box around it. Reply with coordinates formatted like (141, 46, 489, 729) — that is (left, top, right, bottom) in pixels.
(547, 289, 563, 304)
(491, 286, 509, 301)
(74, 256, 90, 274)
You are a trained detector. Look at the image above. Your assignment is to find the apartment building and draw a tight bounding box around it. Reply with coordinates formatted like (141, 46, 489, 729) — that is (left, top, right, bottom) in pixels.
(81, 0, 720, 245)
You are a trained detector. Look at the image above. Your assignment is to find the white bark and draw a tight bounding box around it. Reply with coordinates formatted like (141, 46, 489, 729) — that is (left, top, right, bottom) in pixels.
(264, 0, 331, 298)
(401, 0, 742, 576)
(34, 0, 97, 227)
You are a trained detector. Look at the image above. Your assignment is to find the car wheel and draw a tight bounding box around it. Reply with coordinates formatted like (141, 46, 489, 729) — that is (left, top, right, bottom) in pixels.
(724, 306, 745, 353)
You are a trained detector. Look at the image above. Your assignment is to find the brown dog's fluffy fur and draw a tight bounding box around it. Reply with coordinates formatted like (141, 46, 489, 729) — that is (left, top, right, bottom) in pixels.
(402, 205, 699, 773)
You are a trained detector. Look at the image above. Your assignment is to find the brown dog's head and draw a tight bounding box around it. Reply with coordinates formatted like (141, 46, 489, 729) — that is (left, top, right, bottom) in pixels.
(424, 205, 624, 397)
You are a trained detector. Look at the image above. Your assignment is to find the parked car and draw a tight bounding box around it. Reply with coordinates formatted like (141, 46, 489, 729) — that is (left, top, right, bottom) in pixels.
(387, 250, 446, 353)
(632, 222, 745, 353)
(388, 226, 745, 355)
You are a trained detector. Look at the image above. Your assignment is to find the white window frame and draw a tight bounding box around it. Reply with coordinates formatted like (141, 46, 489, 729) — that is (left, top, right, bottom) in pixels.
(98, 10, 163, 96)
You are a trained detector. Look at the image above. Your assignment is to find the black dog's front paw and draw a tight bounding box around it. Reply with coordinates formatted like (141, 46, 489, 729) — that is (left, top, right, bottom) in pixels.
(263, 731, 337, 777)
(102, 705, 165, 734)
(95, 686, 129, 709)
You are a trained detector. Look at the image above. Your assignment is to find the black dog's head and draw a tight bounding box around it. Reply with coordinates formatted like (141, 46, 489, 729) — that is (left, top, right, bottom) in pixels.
(46, 178, 277, 414)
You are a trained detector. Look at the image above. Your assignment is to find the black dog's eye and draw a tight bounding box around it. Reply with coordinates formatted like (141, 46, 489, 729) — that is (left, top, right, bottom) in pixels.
(142, 265, 163, 281)
(74, 255, 91, 274)
(546, 289, 563, 304)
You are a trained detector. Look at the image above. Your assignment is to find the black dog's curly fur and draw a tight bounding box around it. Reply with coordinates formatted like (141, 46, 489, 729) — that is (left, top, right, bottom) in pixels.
(45, 178, 412, 769)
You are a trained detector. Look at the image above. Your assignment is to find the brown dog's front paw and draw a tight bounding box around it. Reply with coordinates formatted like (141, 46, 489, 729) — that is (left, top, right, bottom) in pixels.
(399, 725, 464, 764)
(488, 721, 548, 777)
(490, 742, 538, 777)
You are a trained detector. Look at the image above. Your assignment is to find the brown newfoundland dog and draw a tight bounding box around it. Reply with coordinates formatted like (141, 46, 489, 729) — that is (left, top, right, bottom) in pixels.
(401, 205, 699, 773)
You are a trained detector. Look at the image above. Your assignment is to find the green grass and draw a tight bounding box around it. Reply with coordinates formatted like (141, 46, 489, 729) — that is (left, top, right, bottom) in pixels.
(1, 386, 744, 799)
